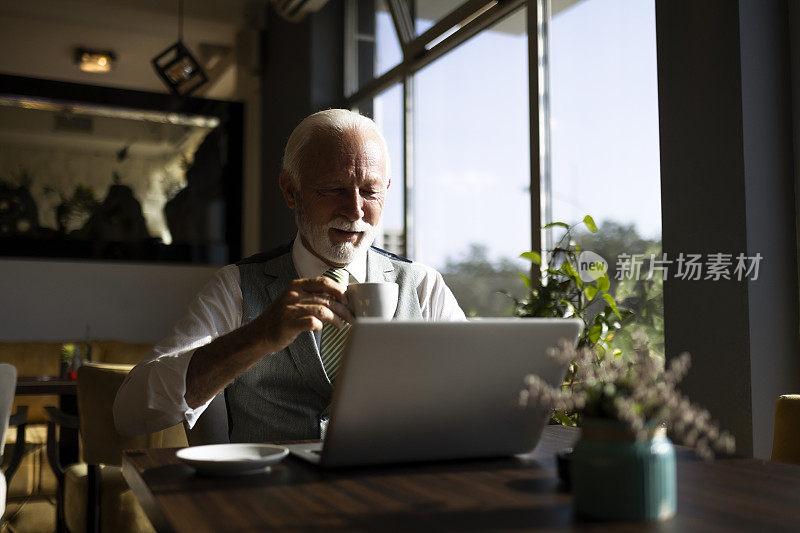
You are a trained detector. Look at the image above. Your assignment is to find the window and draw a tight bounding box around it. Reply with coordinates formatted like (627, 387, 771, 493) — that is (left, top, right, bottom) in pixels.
(546, 0, 663, 352)
(414, 7, 529, 317)
(345, 1, 529, 317)
(547, 0, 661, 239)
(343, 0, 661, 330)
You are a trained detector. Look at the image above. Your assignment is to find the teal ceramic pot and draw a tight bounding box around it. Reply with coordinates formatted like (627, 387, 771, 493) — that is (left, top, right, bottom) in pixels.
(570, 419, 677, 521)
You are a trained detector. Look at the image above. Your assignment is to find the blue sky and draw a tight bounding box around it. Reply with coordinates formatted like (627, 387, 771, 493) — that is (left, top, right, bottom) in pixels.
(549, 0, 661, 241)
(371, 0, 661, 269)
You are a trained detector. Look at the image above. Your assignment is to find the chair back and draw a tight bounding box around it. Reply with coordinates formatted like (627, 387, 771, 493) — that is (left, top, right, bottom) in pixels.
(184, 392, 230, 446)
(77, 363, 187, 466)
(772, 394, 800, 464)
(0, 342, 64, 424)
(0, 363, 17, 458)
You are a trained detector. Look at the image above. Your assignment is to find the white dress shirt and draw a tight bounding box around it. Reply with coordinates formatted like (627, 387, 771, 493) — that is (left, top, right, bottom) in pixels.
(113, 237, 466, 436)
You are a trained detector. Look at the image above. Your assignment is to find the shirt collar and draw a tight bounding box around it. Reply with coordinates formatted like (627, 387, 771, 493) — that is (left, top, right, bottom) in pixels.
(291, 233, 367, 283)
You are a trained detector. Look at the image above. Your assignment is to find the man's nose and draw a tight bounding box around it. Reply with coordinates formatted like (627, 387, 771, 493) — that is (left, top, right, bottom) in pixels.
(340, 190, 365, 221)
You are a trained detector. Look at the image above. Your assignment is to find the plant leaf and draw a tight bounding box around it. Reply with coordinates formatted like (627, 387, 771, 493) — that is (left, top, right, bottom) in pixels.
(517, 273, 531, 289)
(543, 221, 569, 230)
(596, 273, 610, 293)
(520, 251, 541, 264)
(587, 323, 602, 344)
(560, 262, 583, 287)
(583, 285, 598, 300)
(583, 215, 598, 232)
(552, 411, 577, 426)
(602, 293, 621, 318)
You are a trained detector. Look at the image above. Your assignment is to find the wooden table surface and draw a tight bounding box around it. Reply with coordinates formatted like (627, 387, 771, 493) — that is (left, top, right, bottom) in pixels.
(16, 376, 77, 395)
(122, 426, 800, 532)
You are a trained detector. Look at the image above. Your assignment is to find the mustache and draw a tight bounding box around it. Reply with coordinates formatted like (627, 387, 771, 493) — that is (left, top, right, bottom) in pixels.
(329, 219, 373, 232)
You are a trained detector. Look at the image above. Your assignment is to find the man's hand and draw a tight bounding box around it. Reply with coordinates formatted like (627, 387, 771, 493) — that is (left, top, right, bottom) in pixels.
(184, 276, 354, 409)
(254, 276, 355, 353)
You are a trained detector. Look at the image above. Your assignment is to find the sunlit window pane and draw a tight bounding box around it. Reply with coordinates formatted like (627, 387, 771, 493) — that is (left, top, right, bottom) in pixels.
(549, 0, 661, 240)
(376, 2, 402, 76)
(547, 0, 663, 353)
(414, 7, 529, 317)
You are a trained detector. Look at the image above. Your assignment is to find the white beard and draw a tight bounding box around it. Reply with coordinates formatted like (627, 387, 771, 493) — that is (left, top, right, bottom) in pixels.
(296, 200, 377, 265)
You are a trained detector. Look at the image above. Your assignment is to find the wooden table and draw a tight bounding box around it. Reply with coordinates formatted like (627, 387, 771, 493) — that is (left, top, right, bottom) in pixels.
(15, 376, 79, 465)
(16, 376, 78, 396)
(122, 426, 800, 532)
(16, 376, 78, 395)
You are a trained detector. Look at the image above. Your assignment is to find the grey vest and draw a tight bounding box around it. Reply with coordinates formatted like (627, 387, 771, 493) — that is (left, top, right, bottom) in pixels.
(226, 245, 422, 443)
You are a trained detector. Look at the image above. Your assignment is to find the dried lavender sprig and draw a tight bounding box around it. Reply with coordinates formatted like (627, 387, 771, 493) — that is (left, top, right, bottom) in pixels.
(521, 343, 736, 459)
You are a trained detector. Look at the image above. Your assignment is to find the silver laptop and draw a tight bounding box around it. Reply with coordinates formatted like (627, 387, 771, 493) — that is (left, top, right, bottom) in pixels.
(286, 318, 581, 467)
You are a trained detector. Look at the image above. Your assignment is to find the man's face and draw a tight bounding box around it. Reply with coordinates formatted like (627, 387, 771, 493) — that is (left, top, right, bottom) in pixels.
(280, 129, 390, 267)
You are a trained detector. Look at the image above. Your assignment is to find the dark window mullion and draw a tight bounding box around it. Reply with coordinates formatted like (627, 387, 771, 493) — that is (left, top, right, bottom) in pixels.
(528, 0, 549, 269)
(385, 0, 415, 53)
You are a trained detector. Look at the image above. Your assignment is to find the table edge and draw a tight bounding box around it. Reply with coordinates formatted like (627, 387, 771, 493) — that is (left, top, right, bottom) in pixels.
(122, 451, 177, 533)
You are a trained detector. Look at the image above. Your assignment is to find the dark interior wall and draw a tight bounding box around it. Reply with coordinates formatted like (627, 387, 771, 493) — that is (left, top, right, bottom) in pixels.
(311, 2, 346, 108)
(739, 0, 800, 458)
(259, 1, 344, 252)
(657, 0, 800, 457)
(792, 0, 800, 327)
(656, 0, 753, 455)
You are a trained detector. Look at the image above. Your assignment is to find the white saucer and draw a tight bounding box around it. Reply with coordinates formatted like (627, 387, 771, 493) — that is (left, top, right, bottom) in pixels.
(176, 443, 289, 476)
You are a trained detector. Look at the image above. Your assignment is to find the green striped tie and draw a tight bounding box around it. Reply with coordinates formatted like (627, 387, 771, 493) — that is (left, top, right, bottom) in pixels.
(320, 268, 350, 382)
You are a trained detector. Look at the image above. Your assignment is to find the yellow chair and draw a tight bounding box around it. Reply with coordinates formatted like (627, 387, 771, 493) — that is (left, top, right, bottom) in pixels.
(771, 394, 800, 464)
(1, 340, 155, 504)
(47, 363, 187, 533)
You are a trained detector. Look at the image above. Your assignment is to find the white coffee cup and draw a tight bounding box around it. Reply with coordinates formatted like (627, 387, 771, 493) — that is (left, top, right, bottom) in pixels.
(346, 282, 399, 319)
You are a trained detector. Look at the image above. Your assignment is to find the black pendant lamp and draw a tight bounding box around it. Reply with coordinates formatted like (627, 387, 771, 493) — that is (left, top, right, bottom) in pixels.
(151, 0, 208, 96)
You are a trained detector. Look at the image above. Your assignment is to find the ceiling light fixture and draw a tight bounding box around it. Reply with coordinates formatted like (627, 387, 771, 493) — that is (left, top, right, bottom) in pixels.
(151, 0, 208, 96)
(75, 48, 116, 73)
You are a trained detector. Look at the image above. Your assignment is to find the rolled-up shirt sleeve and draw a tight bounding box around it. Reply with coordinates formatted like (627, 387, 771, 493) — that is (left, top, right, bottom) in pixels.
(113, 265, 242, 436)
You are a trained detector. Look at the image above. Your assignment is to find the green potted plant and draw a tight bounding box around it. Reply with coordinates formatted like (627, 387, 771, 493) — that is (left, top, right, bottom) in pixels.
(60, 343, 76, 379)
(512, 215, 631, 350)
(520, 340, 735, 521)
(509, 215, 632, 424)
(60, 342, 84, 380)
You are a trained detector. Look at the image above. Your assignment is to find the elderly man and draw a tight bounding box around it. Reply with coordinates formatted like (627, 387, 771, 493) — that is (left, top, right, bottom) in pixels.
(114, 109, 465, 442)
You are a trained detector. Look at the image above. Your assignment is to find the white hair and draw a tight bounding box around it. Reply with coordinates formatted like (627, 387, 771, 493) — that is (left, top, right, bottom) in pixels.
(282, 109, 390, 185)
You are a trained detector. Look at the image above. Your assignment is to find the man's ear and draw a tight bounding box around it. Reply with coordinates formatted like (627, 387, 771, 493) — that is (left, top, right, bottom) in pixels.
(279, 170, 297, 209)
